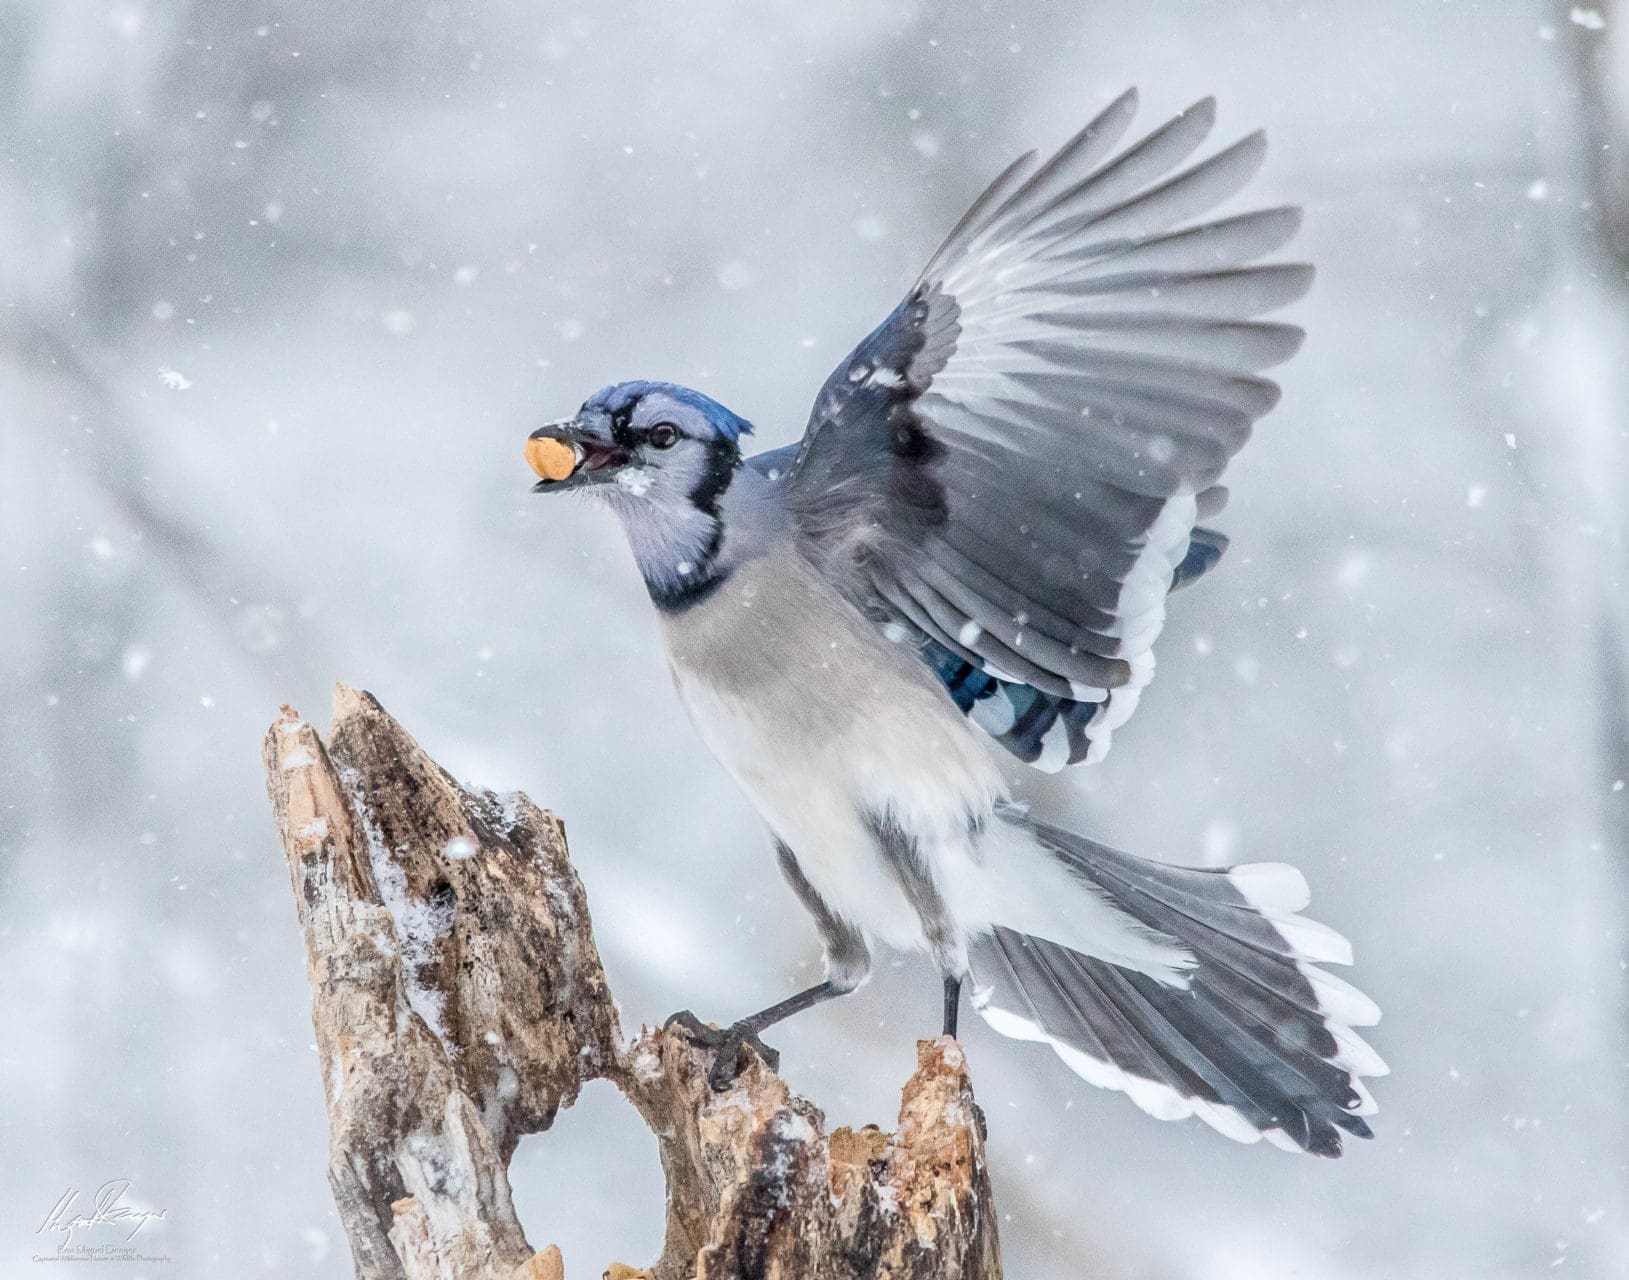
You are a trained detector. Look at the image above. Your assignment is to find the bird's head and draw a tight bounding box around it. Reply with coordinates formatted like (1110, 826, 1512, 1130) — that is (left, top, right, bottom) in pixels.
(527, 380, 751, 508)
(527, 380, 755, 607)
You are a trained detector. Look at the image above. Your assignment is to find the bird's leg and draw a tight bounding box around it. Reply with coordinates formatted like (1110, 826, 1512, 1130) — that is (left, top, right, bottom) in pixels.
(865, 811, 970, 1043)
(666, 980, 846, 1090)
(665, 840, 871, 1090)
(942, 974, 962, 1039)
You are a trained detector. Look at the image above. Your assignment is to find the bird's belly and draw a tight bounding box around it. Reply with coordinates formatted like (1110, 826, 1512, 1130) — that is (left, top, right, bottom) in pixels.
(660, 551, 1008, 950)
(668, 667, 919, 948)
(669, 660, 1005, 952)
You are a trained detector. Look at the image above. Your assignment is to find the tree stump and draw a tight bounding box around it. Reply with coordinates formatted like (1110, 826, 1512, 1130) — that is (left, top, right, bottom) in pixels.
(263, 686, 1003, 1280)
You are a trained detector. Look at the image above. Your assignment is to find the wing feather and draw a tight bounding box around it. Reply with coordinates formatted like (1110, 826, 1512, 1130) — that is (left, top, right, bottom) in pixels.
(774, 92, 1310, 768)
(969, 97, 1219, 259)
(1028, 313, 1305, 371)
(1028, 132, 1269, 258)
(1046, 206, 1303, 276)
(977, 89, 1142, 244)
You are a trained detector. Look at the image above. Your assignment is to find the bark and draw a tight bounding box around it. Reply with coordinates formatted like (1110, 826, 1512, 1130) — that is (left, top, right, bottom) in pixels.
(263, 686, 1003, 1280)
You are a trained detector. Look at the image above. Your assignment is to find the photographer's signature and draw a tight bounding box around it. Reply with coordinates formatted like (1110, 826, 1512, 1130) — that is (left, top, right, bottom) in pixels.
(37, 1180, 167, 1244)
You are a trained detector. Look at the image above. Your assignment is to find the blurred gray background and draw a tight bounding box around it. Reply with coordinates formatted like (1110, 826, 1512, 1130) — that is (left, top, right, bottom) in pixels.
(5, 1, 1629, 1276)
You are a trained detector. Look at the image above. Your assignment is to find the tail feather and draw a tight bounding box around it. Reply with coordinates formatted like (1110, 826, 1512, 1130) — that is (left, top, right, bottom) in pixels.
(981, 933, 1201, 1122)
(1090, 956, 1339, 1150)
(1058, 946, 1289, 1135)
(1118, 962, 1370, 1152)
(1053, 834, 1382, 1031)
(1082, 850, 1330, 967)
(970, 815, 1385, 1157)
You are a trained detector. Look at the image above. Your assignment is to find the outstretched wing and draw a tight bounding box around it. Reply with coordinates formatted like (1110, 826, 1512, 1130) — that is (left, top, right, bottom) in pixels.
(777, 89, 1309, 770)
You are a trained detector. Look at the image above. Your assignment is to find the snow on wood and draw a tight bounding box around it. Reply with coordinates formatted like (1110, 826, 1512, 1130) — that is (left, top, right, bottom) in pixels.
(263, 685, 1005, 1279)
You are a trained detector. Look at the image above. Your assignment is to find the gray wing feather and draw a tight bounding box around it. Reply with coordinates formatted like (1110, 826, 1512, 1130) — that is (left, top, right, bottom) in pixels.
(775, 90, 1311, 769)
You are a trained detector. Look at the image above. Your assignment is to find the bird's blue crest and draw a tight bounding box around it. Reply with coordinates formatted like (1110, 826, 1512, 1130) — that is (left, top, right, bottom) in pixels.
(584, 381, 755, 443)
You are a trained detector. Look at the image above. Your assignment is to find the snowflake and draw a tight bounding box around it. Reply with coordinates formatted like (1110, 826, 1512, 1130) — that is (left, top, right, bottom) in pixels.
(157, 367, 192, 390)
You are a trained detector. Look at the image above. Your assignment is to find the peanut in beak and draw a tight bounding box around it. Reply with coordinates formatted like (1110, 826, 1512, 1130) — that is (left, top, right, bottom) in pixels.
(525, 435, 579, 482)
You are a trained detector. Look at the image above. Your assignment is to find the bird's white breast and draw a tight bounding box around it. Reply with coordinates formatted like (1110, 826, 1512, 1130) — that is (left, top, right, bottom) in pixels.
(659, 545, 1005, 950)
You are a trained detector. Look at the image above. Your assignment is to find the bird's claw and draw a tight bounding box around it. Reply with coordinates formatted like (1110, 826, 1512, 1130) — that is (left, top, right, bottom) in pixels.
(663, 1009, 717, 1043)
(663, 1010, 780, 1089)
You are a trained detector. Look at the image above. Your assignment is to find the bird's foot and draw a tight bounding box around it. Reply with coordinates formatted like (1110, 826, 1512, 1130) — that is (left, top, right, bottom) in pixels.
(663, 1010, 781, 1090)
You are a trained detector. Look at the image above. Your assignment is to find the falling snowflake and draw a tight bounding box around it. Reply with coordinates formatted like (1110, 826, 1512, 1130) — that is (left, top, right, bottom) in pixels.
(853, 215, 888, 242)
(157, 366, 192, 390)
(716, 260, 753, 291)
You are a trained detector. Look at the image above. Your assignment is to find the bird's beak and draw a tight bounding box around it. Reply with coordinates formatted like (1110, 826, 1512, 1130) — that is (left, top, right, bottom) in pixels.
(524, 418, 631, 493)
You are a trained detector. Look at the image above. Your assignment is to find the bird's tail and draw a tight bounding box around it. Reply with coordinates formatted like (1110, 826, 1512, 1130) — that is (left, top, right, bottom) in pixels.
(969, 812, 1386, 1157)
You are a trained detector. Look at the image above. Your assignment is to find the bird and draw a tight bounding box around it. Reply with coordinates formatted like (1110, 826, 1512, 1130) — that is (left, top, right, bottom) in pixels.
(525, 89, 1385, 1156)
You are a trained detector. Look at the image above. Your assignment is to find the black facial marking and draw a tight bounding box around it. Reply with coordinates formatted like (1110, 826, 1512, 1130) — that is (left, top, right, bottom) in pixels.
(647, 554, 729, 614)
(607, 397, 638, 446)
(645, 429, 743, 616)
(689, 434, 741, 520)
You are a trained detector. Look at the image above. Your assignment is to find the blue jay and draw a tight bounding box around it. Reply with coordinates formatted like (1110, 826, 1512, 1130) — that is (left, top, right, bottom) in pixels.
(527, 90, 1384, 1156)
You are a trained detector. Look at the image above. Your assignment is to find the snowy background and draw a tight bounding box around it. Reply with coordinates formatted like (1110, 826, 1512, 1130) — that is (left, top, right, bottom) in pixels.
(5, 1, 1629, 1276)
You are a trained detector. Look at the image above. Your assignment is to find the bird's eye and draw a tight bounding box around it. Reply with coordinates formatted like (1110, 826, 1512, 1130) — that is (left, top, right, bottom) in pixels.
(647, 423, 680, 450)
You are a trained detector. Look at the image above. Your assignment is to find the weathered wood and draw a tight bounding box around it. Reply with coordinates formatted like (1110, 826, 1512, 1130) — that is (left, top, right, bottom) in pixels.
(614, 1032, 1000, 1280)
(264, 686, 1003, 1279)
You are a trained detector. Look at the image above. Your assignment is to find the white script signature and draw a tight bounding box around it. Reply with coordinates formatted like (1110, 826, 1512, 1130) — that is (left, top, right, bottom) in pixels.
(37, 1180, 167, 1243)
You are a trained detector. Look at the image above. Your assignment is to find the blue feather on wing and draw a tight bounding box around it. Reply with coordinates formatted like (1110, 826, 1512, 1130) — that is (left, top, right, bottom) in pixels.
(920, 636, 1105, 771)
